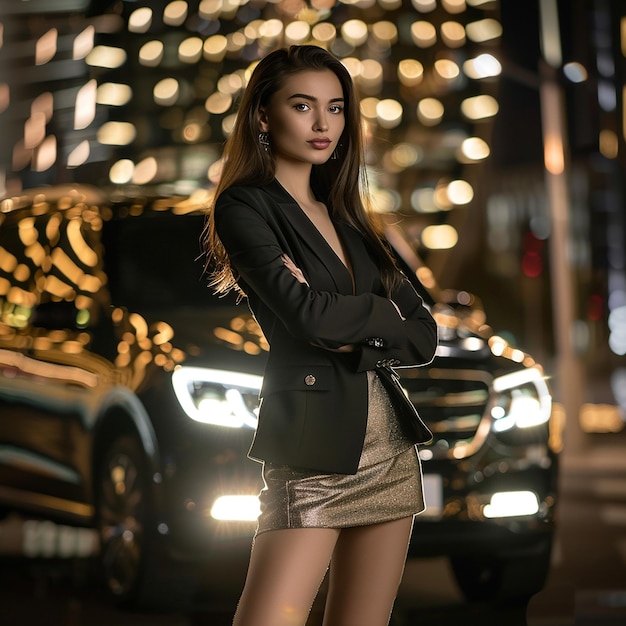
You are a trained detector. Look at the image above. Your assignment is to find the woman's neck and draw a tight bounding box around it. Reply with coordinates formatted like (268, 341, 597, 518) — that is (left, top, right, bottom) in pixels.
(274, 161, 315, 206)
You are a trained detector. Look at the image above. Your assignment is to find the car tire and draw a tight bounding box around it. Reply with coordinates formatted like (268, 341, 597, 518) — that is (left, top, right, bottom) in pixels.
(450, 537, 553, 602)
(95, 433, 200, 610)
(95, 434, 158, 607)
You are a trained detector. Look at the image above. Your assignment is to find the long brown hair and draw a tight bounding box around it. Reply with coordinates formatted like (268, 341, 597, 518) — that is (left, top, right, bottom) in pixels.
(203, 45, 402, 296)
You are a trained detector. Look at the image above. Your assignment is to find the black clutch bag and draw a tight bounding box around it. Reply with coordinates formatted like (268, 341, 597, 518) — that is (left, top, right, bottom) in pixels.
(375, 360, 433, 445)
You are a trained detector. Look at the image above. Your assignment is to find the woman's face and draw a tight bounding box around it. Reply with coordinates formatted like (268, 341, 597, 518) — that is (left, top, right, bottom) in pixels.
(259, 69, 346, 167)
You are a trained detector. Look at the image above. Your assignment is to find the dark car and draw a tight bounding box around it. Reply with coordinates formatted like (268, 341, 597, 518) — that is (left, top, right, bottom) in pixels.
(0, 185, 560, 607)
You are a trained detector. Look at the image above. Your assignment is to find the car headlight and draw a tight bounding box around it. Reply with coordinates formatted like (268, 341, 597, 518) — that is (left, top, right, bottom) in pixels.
(172, 366, 262, 429)
(490, 367, 552, 433)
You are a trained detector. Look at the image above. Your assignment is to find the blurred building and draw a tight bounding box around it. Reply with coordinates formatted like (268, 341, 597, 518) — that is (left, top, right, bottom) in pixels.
(0, 0, 625, 427)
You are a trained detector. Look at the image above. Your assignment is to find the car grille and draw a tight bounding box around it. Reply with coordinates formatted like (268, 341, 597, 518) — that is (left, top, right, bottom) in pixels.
(398, 366, 492, 460)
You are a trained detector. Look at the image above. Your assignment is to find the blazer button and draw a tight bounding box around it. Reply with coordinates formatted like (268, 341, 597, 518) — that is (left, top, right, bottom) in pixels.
(304, 374, 316, 386)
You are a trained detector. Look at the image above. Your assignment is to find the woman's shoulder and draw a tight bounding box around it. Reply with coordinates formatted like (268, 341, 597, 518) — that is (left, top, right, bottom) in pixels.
(216, 181, 281, 209)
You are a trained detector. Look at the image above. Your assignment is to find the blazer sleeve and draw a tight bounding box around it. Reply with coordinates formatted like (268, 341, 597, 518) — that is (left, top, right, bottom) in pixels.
(214, 187, 437, 369)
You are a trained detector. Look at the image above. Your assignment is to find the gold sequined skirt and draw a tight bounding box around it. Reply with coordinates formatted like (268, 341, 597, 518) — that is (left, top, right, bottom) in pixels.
(256, 371, 425, 534)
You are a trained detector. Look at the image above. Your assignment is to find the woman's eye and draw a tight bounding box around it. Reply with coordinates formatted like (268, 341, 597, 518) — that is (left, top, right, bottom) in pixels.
(329, 105, 344, 114)
(294, 103, 310, 111)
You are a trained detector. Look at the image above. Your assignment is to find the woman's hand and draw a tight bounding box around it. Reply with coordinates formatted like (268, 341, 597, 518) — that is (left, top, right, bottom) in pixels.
(282, 254, 355, 353)
(281, 254, 309, 286)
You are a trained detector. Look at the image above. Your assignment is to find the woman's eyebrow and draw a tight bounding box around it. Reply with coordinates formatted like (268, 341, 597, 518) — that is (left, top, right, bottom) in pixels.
(287, 93, 345, 103)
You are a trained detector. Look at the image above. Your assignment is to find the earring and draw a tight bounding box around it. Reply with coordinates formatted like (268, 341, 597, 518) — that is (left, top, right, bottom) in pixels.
(259, 132, 270, 153)
(331, 142, 342, 160)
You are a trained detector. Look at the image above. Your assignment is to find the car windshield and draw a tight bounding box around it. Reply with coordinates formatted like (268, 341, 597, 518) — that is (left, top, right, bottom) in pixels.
(103, 212, 237, 310)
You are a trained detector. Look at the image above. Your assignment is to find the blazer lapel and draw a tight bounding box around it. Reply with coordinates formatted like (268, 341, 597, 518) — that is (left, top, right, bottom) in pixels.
(265, 180, 355, 295)
(335, 222, 378, 295)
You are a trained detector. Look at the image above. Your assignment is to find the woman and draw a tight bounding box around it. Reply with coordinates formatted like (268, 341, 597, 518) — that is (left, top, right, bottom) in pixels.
(203, 45, 438, 626)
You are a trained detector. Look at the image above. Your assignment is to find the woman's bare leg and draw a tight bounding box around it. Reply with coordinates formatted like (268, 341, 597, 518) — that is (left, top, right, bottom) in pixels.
(233, 527, 340, 626)
(322, 517, 414, 626)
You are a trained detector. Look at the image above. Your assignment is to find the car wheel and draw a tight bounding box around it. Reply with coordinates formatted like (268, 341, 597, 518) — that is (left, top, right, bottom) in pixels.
(450, 537, 553, 602)
(95, 434, 154, 606)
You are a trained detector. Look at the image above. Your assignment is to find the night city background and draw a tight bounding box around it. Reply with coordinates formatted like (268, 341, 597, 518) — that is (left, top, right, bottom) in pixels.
(0, 1, 625, 625)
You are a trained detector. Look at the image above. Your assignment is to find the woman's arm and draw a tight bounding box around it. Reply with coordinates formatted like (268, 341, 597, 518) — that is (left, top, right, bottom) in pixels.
(214, 188, 437, 367)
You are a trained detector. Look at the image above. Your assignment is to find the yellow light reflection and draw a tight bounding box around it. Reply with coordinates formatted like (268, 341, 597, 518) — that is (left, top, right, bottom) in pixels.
(78, 274, 101, 293)
(466, 18, 502, 42)
(205, 92, 232, 115)
(441, 0, 466, 12)
(259, 19, 284, 44)
(33, 136, 57, 172)
(359, 59, 383, 95)
(74, 80, 97, 130)
(410, 188, 437, 213)
(417, 98, 444, 125)
(96, 83, 132, 106)
(421, 224, 458, 250)
(312, 22, 336, 44)
(244, 342, 262, 355)
(132, 158, 158, 185)
(342, 20, 368, 47)
(13, 140, 32, 171)
(391, 143, 422, 168)
(154, 78, 180, 106)
(376, 99, 403, 129)
(73, 26, 95, 60)
(461, 94, 499, 120)
(227, 32, 246, 54)
(139, 41, 164, 67)
(599, 129, 618, 159)
(0, 349, 98, 388)
(0, 248, 18, 272)
(35, 29, 57, 65)
(379, 0, 401, 9)
(460, 137, 490, 161)
(51, 247, 84, 286)
(463, 54, 502, 79)
(434, 59, 460, 80)
(447, 179, 474, 204)
(440, 21, 466, 47)
(14, 264, 30, 282)
(359, 97, 379, 121)
(398, 59, 424, 87)
(221, 114, 237, 137)
(43, 275, 74, 299)
(411, 21, 437, 47)
(203, 35, 227, 62)
(109, 159, 135, 184)
(544, 134, 564, 175)
(67, 220, 98, 267)
(97, 122, 136, 146)
(164, 1, 189, 27)
(416, 266, 436, 290)
(217, 74, 243, 95)
(412, 0, 436, 11)
(341, 57, 362, 79)
(128, 7, 153, 33)
(199, 0, 222, 20)
(372, 21, 398, 45)
(179, 37, 203, 64)
(86, 45, 127, 69)
(31, 92, 53, 122)
(285, 21, 311, 45)
(153, 321, 175, 345)
(0, 83, 9, 114)
(24, 113, 46, 150)
(129, 313, 149, 339)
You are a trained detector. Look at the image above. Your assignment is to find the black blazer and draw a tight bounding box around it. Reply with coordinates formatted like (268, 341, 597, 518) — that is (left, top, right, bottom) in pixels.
(214, 179, 438, 474)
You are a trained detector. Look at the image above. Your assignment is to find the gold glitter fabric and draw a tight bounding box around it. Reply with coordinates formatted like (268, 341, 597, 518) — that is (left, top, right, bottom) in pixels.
(256, 371, 425, 534)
